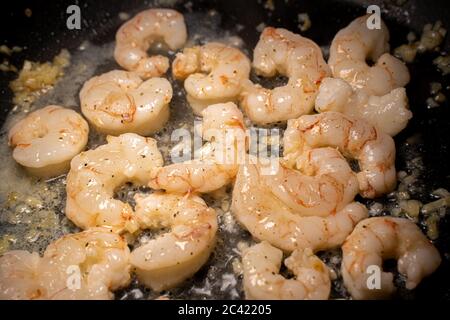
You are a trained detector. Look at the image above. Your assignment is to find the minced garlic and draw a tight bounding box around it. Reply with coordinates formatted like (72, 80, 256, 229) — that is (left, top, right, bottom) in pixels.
(9, 49, 70, 108)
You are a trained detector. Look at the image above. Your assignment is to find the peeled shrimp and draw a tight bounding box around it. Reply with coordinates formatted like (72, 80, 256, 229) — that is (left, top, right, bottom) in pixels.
(8, 105, 89, 178)
(284, 112, 396, 198)
(342, 217, 441, 299)
(131, 192, 217, 291)
(328, 15, 410, 96)
(149, 102, 247, 194)
(240, 27, 330, 125)
(264, 147, 359, 217)
(114, 9, 187, 79)
(232, 161, 368, 252)
(0, 228, 131, 300)
(172, 42, 251, 115)
(80, 70, 172, 135)
(66, 133, 163, 233)
(0, 251, 41, 300)
(315, 77, 412, 136)
(242, 241, 330, 300)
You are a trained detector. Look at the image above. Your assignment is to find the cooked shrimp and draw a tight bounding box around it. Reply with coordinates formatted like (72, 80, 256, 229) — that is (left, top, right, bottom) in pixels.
(0, 228, 131, 300)
(232, 161, 368, 252)
(80, 70, 172, 135)
(242, 241, 330, 300)
(8, 105, 89, 178)
(66, 133, 163, 233)
(0, 251, 41, 300)
(315, 77, 412, 136)
(283, 112, 396, 198)
(114, 8, 187, 79)
(328, 15, 410, 96)
(240, 27, 330, 125)
(131, 192, 217, 291)
(172, 42, 251, 115)
(149, 102, 247, 194)
(265, 147, 359, 217)
(39, 228, 131, 300)
(342, 217, 441, 299)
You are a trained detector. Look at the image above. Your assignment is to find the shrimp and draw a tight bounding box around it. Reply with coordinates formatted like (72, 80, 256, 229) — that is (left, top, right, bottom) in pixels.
(283, 112, 396, 198)
(114, 9, 187, 79)
(0, 251, 41, 300)
(240, 27, 330, 125)
(66, 133, 163, 233)
(242, 241, 330, 300)
(265, 147, 359, 217)
(131, 192, 217, 291)
(232, 161, 368, 252)
(8, 105, 89, 179)
(39, 228, 131, 300)
(328, 15, 410, 96)
(0, 228, 131, 300)
(315, 77, 412, 136)
(172, 42, 251, 115)
(149, 102, 247, 194)
(341, 217, 441, 299)
(80, 70, 172, 135)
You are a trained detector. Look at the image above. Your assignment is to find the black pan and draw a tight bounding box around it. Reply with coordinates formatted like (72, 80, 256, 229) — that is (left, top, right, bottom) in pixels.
(0, 0, 449, 300)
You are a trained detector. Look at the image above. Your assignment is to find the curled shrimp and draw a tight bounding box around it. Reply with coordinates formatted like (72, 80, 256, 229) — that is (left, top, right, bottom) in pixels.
(240, 27, 330, 125)
(232, 161, 368, 252)
(342, 217, 441, 299)
(0, 228, 131, 300)
(80, 70, 172, 135)
(265, 147, 359, 217)
(8, 105, 89, 178)
(315, 77, 412, 136)
(66, 133, 163, 233)
(242, 241, 330, 300)
(114, 8, 187, 79)
(172, 42, 251, 115)
(131, 192, 217, 291)
(149, 102, 247, 194)
(284, 112, 396, 198)
(328, 15, 410, 96)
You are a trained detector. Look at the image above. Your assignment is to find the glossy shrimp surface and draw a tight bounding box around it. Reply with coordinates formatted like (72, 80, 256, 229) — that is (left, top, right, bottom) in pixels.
(328, 15, 410, 96)
(0, 228, 131, 300)
(264, 148, 359, 217)
(284, 112, 396, 198)
(240, 27, 330, 125)
(242, 241, 330, 300)
(66, 133, 163, 233)
(172, 42, 251, 115)
(342, 217, 441, 299)
(149, 102, 247, 194)
(114, 9, 187, 78)
(232, 161, 368, 252)
(0, 251, 41, 300)
(315, 77, 412, 136)
(80, 70, 172, 135)
(131, 192, 217, 291)
(8, 105, 89, 178)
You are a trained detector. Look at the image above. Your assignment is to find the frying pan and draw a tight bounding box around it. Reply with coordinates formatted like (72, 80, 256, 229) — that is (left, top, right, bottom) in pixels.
(0, 0, 449, 300)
